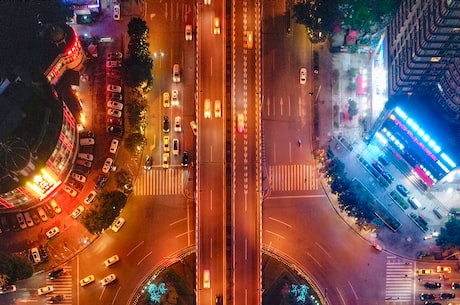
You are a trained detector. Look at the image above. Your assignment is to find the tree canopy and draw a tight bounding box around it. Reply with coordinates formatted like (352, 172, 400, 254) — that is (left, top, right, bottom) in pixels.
(436, 217, 460, 248)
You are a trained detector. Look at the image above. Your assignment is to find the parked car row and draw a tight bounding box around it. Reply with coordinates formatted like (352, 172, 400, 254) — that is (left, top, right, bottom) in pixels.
(106, 50, 124, 138)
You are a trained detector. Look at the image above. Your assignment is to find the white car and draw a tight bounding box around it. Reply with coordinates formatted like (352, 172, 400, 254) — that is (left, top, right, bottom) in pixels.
(204, 99, 211, 118)
(106, 60, 121, 68)
(37, 207, 48, 222)
(174, 116, 182, 132)
(102, 157, 113, 173)
(63, 185, 78, 197)
(24, 212, 34, 227)
(107, 109, 122, 118)
(163, 135, 170, 153)
(46, 226, 60, 239)
(299, 67, 307, 84)
(162, 153, 169, 169)
(214, 100, 221, 118)
(109, 138, 119, 154)
(80, 138, 95, 146)
(31, 247, 41, 264)
(77, 153, 94, 161)
(37, 286, 54, 296)
(172, 64, 180, 83)
(104, 254, 120, 267)
(0, 285, 16, 294)
(172, 138, 179, 156)
(107, 84, 122, 93)
(16, 213, 27, 229)
(100, 274, 117, 286)
(113, 4, 120, 20)
(237, 113, 245, 133)
(163, 92, 170, 108)
(204, 0, 211, 4)
(107, 100, 123, 110)
(50, 199, 62, 214)
(171, 89, 179, 106)
(71, 205, 84, 219)
(213, 17, 220, 35)
(203, 270, 210, 288)
(247, 30, 253, 49)
(190, 121, 197, 136)
(111, 217, 125, 232)
(71, 172, 87, 183)
(80, 275, 95, 287)
(185, 24, 192, 41)
(84, 190, 97, 204)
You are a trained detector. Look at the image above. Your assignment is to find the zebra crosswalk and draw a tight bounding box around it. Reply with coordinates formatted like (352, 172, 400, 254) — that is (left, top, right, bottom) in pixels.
(45, 265, 72, 304)
(133, 167, 188, 196)
(268, 164, 319, 191)
(385, 256, 415, 302)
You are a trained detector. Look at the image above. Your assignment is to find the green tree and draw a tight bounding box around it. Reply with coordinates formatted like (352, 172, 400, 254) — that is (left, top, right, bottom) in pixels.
(348, 99, 358, 118)
(124, 132, 147, 155)
(115, 170, 133, 193)
(0, 254, 33, 284)
(127, 97, 147, 132)
(436, 217, 460, 248)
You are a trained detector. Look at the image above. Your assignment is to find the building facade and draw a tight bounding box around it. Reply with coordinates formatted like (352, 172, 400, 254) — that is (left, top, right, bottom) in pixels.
(388, 0, 460, 121)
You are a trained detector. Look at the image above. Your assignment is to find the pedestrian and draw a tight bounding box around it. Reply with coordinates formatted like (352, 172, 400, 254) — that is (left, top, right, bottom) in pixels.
(298, 139, 302, 147)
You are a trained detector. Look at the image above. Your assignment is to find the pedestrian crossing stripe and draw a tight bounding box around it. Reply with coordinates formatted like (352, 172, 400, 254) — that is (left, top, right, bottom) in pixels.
(268, 164, 318, 191)
(133, 168, 186, 196)
(385, 256, 414, 302)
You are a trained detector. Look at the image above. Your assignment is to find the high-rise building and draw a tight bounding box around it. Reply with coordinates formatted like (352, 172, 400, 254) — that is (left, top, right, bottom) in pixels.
(388, 0, 460, 121)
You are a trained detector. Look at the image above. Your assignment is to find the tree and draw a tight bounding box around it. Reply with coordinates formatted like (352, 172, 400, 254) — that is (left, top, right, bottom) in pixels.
(0, 254, 33, 284)
(128, 17, 149, 40)
(124, 132, 147, 155)
(348, 99, 358, 118)
(436, 217, 460, 248)
(115, 170, 133, 193)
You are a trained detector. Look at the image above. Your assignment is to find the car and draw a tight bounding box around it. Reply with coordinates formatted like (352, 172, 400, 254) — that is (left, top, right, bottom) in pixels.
(104, 254, 120, 266)
(162, 153, 169, 169)
(204, 99, 211, 118)
(247, 30, 253, 49)
(163, 92, 170, 108)
(49, 200, 62, 214)
(423, 303, 441, 305)
(163, 116, 170, 132)
(106, 69, 121, 79)
(396, 184, 409, 196)
(107, 84, 122, 93)
(95, 175, 108, 191)
(63, 185, 78, 197)
(452, 282, 460, 289)
(171, 89, 179, 106)
(107, 125, 123, 136)
(203, 270, 210, 288)
(313, 65, 319, 76)
(181, 151, 189, 166)
(437, 265, 452, 273)
(48, 268, 65, 280)
(30, 210, 41, 225)
(80, 137, 95, 146)
(113, 4, 120, 20)
(372, 160, 385, 173)
(80, 275, 95, 287)
(46, 226, 60, 239)
(77, 154, 94, 163)
(185, 24, 192, 40)
(0, 216, 10, 232)
(68, 179, 84, 191)
(71, 205, 85, 219)
(190, 121, 198, 136)
(76, 159, 92, 168)
(37, 285, 54, 296)
(174, 116, 182, 132)
(106, 60, 121, 68)
(31, 247, 41, 264)
(420, 293, 435, 301)
(214, 100, 221, 118)
(381, 171, 394, 183)
(204, 0, 211, 4)
(24, 212, 34, 227)
(144, 155, 153, 170)
(100, 274, 117, 286)
(107, 51, 123, 60)
(71, 172, 87, 183)
(371, 242, 382, 251)
(84, 190, 97, 204)
(111, 217, 125, 232)
(440, 292, 455, 299)
(172, 138, 179, 156)
(43, 203, 56, 218)
(107, 92, 122, 101)
(37, 207, 48, 222)
(378, 155, 389, 165)
(0, 285, 16, 294)
(47, 294, 64, 304)
(424, 282, 442, 289)
(418, 269, 433, 275)
(213, 17, 220, 35)
(38, 245, 48, 261)
(8, 214, 20, 231)
(172, 64, 180, 82)
(237, 114, 245, 133)
(107, 100, 123, 110)
(109, 138, 119, 154)
(107, 108, 122, 118)
(299, 67, 307, 84)
(16, 213, 27, 229)
(102, 157, 113, 173)
(163, 135, 170, 152)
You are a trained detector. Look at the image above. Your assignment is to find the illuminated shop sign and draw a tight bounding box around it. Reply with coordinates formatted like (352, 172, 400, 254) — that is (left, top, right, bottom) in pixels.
(26, 169, 62, 200)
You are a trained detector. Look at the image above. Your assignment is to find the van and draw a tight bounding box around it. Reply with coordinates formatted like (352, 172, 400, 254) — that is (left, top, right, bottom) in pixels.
(408, 196, 422, 209)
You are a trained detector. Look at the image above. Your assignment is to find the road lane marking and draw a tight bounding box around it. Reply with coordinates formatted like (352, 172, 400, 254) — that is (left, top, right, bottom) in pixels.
(127, 240, 144, 257)
(112, 286, 121, 305)
(268, 217, 292, 228)
(348, 280, 359, 300)
(306, 252, 322, 267)
(266, 194, 326, 200)
(137, 251, 152, 266)
(315, 242, 332, 258)
(265, 230, 285, 239)
(176, 230, 193, 239)
(170, 217, 187, 226)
